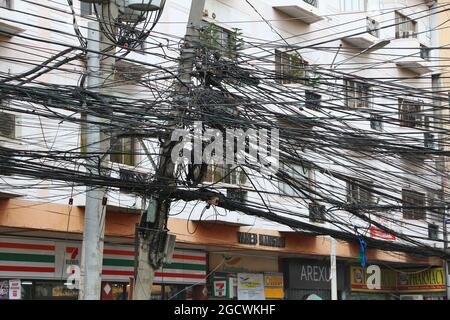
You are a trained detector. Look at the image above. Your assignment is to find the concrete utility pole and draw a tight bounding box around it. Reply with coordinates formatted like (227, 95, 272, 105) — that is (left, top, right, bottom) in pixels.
(79, 20, 105, 301)
(79, 2, 118, 300)
(132, 0, 206, 300)
(330, 236, 338, 300)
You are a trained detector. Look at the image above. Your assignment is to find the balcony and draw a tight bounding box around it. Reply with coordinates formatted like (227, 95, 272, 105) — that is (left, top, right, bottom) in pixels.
(342, 17, 381, 50)
(0, 1, 25, 37)
(273, 0, 323, 24)
(394, 39, 433, 75)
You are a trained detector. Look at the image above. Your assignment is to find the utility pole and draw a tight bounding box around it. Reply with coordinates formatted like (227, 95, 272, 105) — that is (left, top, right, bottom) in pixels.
(330, 236, 338, 300)
(79, 2, 118, 300)
(444, 208, 449, 300)
(132, 0, 206, 300)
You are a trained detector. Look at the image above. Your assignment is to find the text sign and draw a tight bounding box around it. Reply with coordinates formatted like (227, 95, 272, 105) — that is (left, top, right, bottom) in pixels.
(237, 232, 285, 248)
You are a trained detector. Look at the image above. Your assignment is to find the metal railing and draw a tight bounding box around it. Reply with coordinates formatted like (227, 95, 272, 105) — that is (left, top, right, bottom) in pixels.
(0, 0, 11, 9)
(303, 0, 318, 8)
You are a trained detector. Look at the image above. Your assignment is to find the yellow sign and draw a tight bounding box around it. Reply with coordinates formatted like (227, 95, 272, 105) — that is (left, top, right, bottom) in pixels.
(264, 273, 284, 299)
(398, 268, 445, 292)
(350, 266, 446, 293)
(351, 266, 397, 292)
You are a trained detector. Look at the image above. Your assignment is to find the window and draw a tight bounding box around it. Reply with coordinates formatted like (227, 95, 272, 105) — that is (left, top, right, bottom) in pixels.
(203, 164, 247, 185)
(110, 136, 136, 166)
(80, 2, 93, 17)
(340, 0, 366, 12)
(420, 45, 431, 60)
(428, 224, 439, 240)
(0, 112, 15, 139)
(0, 0, 11, 9)
(395, 12, 417, 39)
(305, 91, 321, 109)
(279, 163, 310, 197)
(309, 203, 326, 223)
(202, 24, 239, 59)
(275, 50, 309, 85)
(402, 189, 425, 220)
(399, 98, 421, 128)
(344, 79, 370, 109)
(346, 180, 373, 204)
(370, 114, 383, 131)
(424, 132, 436, 149)
(227, 189, 247, 202)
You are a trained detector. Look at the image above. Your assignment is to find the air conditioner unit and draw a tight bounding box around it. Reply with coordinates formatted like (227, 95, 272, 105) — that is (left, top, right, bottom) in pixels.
(367, 18, 380, 37)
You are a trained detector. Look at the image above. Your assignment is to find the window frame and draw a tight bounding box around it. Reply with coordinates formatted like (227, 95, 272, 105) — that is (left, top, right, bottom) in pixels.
(346, 179, 374, 205)
(275, 50, 310, 85)
(0, 111, 16, 139)
(398, 98, 422, 128)
(340, 0, 367, 12)
(0, 0, 12, 9)
(344, 79, 371, 109)
(80, 2, 93, 17)
(395, 11, 417, 39)
(402, 189, 426, 220)
(279, 163, 311, 197)
(110, 135, 137, 167)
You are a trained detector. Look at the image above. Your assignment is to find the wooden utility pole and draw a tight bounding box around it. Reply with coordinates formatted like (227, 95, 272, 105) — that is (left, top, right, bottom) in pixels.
(132, 0, 206, 300)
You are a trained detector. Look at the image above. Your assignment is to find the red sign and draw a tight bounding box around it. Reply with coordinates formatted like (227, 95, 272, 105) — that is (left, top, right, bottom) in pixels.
(370, 226, 396, 240)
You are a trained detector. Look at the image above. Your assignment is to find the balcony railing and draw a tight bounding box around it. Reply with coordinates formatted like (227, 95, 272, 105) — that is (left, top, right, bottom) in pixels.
(303, 0, 318, 8)
(0, 0, 11, 9)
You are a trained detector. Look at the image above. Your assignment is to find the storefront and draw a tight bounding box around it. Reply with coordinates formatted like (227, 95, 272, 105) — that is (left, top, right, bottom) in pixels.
(208, 253, 284, 300)
(348, 265, 446, 300)
(0, 236, 207, 300)
(283, 258, 347, 300)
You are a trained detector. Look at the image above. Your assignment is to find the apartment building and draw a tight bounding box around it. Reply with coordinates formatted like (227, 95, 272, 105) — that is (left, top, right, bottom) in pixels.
(0, 0, 447, 299)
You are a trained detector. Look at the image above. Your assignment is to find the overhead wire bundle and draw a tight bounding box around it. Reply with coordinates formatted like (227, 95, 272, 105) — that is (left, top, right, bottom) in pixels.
(0, 0, 450, 259)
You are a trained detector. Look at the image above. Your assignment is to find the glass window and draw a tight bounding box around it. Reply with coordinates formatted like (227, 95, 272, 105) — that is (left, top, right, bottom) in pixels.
(345, 80, 370, 109)
(395, 12, 417, 39)
(279, 163, 310, 197)
(275, 50, 310, 85)
(340, 0, 366, 12)
(402, 189, 426, 220)
(346, 180, 373, 204)
(110, 135, 136, 166)
(34, 281, 79, 300)
(399, 98, 421, 128)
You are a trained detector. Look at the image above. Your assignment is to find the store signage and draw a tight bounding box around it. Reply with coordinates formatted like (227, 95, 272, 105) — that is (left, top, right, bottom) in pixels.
(237, 232, 285, 248)
(212, 279, 228, 298)
(264, 272, 284, 299)
(0, 280, 9, 300)
(285, 259, 346, 290)
(8, 280, 21, 300)
(350, 266, 446, 293)
(238, 232, 258, 245)
(237, 273, 265, 300)
(369, 216, 397, 241)
(369, 226, 396, 241)
(397, 268, 445, 292)
(351, 266, 397, 292)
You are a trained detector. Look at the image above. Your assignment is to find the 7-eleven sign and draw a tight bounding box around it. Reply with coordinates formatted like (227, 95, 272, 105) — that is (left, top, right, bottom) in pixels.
(212, 280, 228, 298)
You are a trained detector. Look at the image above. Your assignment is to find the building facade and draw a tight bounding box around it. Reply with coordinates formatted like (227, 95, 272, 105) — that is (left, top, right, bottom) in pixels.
(0, 0, 448, 299)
